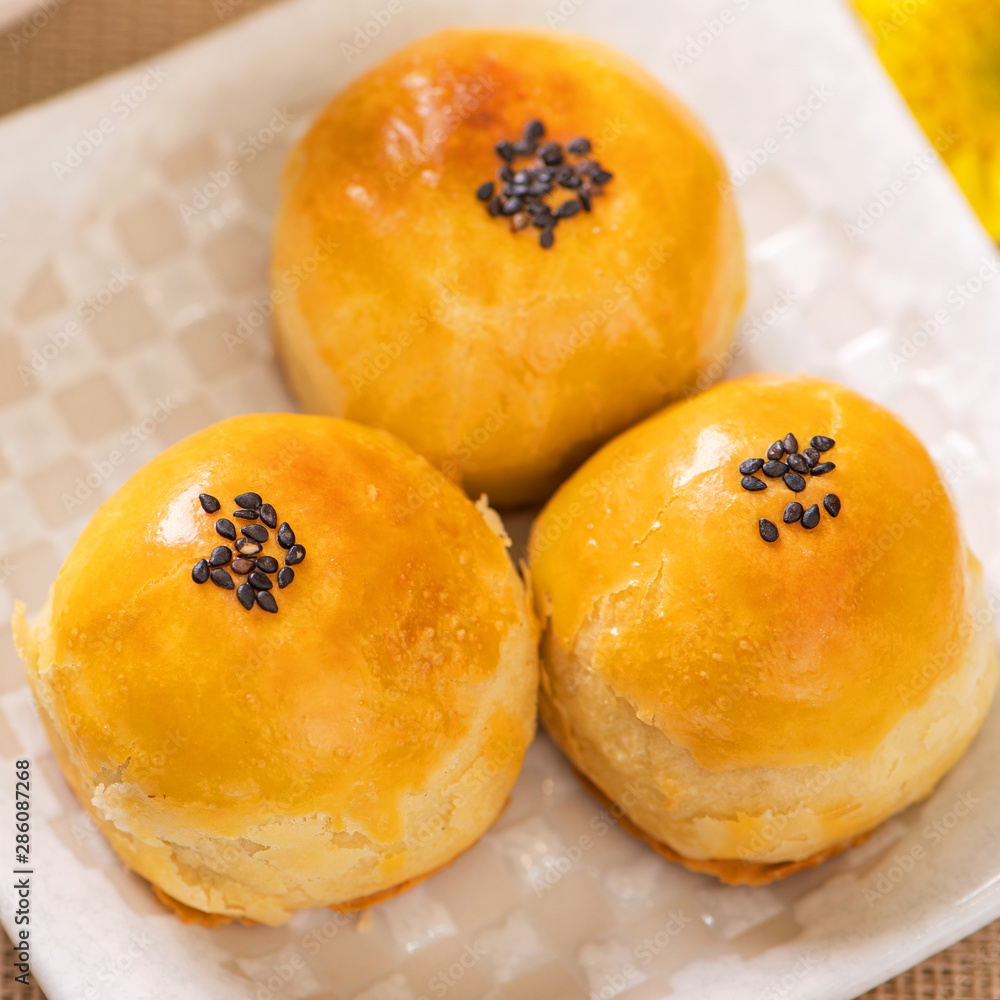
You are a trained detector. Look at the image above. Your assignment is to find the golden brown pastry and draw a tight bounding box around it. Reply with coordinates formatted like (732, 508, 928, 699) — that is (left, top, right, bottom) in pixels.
(271, 28, 745, 507)
(13, 414, 537, 924)
(529, 374, 997, 882)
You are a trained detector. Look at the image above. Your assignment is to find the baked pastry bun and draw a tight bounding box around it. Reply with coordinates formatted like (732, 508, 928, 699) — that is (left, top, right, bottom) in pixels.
(271, 28, 745, 508)
(529, 374, 997, 883)
(13, 414, 537, 925)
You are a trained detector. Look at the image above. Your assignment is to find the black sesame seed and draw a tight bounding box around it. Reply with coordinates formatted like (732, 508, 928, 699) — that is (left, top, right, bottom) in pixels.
(199, 494, 221, 514)
(259, 503, 277, 529)
(278, 567, 294, 589)
(248, 571, 273, 591)
(567, 137, 591, 155)
(276, 523, 295, 549)
(256, 591, 278, 614)
(540, 228, 555, 249)
(783, 502, 804, 524)
(741, 475, 767, 492)
(495, 140, 515, 162)
(237, 583, 255, 610)
(476, 181, 494, 201)
(801, 504, 821, 529)
(787, 453, 809, 474)
(208, 545, 232, 567)
(577, 159, 599, 176)
(539, 142, 563, 166)
(763, 460, 788, 478)
(558, 172, 582, 189)
(512, 170, 530, 184)
(811, 436, 835, 452)
(810, 462, 836, 476)
(524, 119, 545, 141)
(593, 168, 613, 185)
(487, 195, 503, 217)
(232, 557, 256, 575)
(783, 433, 799, 454)
(532, 212, 555, 228)
(233, 508, 258, 520)
(256, 555, 279, 574)
(759, 518, 779, 543)
(192, 559, 210, 584)
(578, 189, 592, 212)
(556, 200, 581, 219)
(210, 568, 234, 589)
(802, 448, 820, 468)
(498, 165, 514, 182)
(823, 494, 842, 517)
(501, 197, 523, 215)
(512, 139, 537, 157)
(739, 458, 764, 475)
(241, 524, 268, 543)
(285, 544, 306, 566)
(528, 182, 551, 197)
(236, 538, 262, 555)
(766, 441, 785, 461)
(215, 518, 237, 540)
(235, 492, 261, 510)
(783, 472, 807, 492)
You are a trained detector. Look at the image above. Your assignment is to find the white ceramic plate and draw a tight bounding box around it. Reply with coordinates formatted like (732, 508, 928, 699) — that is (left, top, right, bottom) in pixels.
(0, 0, 999, 998)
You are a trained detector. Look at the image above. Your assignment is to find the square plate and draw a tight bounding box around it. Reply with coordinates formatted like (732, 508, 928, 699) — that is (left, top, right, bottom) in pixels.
(1, 0, 999, 997)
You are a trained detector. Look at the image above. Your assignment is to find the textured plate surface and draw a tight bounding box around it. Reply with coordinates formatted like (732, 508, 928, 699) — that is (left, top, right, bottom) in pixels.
(0, 0, 999, 998)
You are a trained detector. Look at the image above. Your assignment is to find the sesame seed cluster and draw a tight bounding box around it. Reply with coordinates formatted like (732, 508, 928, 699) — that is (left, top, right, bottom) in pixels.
(192, 492, 305, 613)
(475, 118, 614, 249)
(738, 434, 841, 542)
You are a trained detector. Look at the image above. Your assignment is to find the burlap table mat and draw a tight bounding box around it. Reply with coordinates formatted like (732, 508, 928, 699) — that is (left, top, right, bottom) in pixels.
(2, 1, 999, 997)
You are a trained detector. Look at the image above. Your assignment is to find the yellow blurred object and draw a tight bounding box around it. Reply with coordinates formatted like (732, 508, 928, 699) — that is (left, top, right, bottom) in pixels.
(853, 0, 1000, 241)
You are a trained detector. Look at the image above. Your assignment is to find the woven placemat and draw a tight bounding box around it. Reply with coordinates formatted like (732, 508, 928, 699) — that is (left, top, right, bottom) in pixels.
(1, 2, 999, 998)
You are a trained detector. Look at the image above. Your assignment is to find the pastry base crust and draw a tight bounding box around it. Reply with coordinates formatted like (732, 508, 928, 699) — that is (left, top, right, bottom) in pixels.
(153, 865, 447, 925)
(150, 798, 510, 925)
(574, 769, 874, 886)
